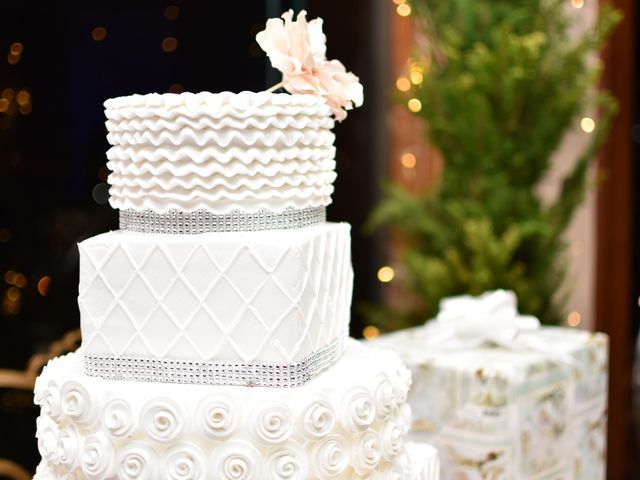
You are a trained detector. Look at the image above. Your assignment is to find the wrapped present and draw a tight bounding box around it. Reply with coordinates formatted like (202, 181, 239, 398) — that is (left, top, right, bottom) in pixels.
(371, 290, 608, 480)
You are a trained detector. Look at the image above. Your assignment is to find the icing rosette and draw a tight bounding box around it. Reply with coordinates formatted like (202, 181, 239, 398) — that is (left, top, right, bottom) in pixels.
(373, 373, 397, 419)
(251, 401, 294, 445)
(103, 398, 135, 439)
(351, 429, 383, 474)
(196, 394, 237, 439)
(311, 434, 350, 478)
(298, 395, 336, 439)
(161, 443, 206, 480)
(80, 433, 115, 479)
(140, 397, 186, 443)
(60, 380, 97, 425)
(36, 417, 60, 465)
(340, 386, 376, 432)
(58, 426, 81, 469)
(380, 419, 406, 462)
(116, 442, 158, 480)
(41, 380, 63, 421)
(266, 446, 308, 480)
(210, 440, 264, 480)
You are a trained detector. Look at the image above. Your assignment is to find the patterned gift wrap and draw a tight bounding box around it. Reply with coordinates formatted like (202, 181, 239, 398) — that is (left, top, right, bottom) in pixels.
(372, 324, 608, 480)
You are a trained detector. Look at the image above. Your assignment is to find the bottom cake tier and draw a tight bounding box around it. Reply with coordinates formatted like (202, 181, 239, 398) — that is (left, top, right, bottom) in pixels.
(32, 339, 438, 479)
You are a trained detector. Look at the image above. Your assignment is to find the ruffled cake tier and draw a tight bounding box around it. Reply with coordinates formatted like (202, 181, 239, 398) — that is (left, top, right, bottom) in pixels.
(33, 341, 421, 480)
(104, 92, 337, 214)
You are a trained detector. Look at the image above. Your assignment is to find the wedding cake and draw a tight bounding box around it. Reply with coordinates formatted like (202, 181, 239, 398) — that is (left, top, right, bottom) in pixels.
(32, 11, 440, 480)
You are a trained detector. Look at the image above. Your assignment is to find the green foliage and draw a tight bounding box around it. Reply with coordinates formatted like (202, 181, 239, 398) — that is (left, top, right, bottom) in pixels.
(368, 0, 620, 329)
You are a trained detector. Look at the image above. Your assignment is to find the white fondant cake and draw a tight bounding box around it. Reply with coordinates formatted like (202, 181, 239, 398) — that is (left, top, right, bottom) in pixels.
(79, 223, 353, 365)
(34, 82, 439, 477)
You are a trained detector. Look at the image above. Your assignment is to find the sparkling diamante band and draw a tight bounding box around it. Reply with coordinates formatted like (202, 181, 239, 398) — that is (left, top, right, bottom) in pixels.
(84, 336, 345, 388)
(119, 206, 326, 234)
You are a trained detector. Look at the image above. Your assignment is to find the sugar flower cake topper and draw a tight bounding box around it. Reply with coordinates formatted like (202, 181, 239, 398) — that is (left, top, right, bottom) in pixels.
(256, 9, 363, 121)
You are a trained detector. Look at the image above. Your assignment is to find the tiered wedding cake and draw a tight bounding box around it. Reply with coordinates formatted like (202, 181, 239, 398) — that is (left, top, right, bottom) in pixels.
(32, 11, 440, 480)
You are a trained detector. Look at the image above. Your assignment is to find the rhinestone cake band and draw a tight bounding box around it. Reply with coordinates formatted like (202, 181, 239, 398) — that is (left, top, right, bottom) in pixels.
(84, 336, 345, 388)
(119, 206, 326, 234)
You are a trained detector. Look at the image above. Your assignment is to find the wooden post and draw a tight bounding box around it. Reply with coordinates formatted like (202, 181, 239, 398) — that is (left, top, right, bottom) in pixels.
(597, 0, 635, 478)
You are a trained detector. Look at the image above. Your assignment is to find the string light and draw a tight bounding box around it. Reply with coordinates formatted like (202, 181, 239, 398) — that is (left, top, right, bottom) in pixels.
(410, 71, 424, 85)
(7, 53, 20, 65)
(363, 325, 380, 340)
(377, 266, 395, 283)
(401, 152, 416, 168)
(10, 43, 23, 56)
(164, 5, 180, 20)
(571, 0, 585, 8)
(4, 271, 15, 284)
(162, 37, 178, 53)
(580, 117, 595, 133)
(6, 287, 20, 301)
(396, 4, 411, 16)
(13, 273, 26, 288)
(407, 98, 422, 112)
(37, 276, 51, 296)
(396, 76, 411, 92)
(0, 99, 8, 113)
(92, 27, 107, 42)
(2, 88, 14, 100)
(16, 90, 30, 105)
(567, 311, 581, 327)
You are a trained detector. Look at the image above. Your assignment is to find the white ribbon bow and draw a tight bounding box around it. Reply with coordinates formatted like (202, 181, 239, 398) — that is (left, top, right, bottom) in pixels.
(419, 290, 577, 371)
(421, 289, 540, 349)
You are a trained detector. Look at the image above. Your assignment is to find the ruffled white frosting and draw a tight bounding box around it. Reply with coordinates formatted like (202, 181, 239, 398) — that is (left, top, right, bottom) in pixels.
(104, 91, 337, 214)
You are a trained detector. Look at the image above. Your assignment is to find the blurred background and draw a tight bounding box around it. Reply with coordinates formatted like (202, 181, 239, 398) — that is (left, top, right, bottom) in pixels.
(0, 0, 636, 478)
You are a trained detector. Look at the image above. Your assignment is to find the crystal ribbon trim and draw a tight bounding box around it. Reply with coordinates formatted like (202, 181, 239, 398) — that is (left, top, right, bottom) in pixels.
(83, 336, 345, 388)
(119, 206, 326, 234)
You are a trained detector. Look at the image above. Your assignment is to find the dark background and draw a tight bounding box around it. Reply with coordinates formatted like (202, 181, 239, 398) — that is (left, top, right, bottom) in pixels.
(0, 0, 388, 472)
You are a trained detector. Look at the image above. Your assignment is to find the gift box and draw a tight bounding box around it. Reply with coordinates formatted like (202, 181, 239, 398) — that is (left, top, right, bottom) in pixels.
(370, 290, 608, 480)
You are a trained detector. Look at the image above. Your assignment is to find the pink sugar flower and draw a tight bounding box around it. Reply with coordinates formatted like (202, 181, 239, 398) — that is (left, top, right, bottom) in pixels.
(256, 9, 363, 121)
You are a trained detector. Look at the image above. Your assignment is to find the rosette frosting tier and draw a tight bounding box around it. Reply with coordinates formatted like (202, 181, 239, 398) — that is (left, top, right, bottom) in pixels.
(33, 341, 424, 480)
(104, 91, 337, 216)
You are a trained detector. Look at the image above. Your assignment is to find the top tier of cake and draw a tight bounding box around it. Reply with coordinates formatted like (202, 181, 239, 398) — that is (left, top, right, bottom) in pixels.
(105, 91, 337, 214)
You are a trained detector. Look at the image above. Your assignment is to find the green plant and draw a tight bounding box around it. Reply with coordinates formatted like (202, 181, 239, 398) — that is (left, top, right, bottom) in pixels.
(367, 0, 621, 329)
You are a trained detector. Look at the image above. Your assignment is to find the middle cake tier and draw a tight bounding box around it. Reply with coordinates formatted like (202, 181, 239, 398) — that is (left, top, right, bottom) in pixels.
(79, 222, 353, 373)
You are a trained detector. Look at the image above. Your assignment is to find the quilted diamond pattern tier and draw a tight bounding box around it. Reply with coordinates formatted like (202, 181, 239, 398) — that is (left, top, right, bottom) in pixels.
(78, 223, 353, 363)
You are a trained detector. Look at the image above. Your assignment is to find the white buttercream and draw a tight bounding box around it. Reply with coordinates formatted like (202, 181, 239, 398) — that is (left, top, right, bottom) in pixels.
(140, 397, 186, 443)
(116, 442, 158, 480)
(34, 341, 415, 479)
(251, 401, 294, 445)
(103, 398, 135, 439)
